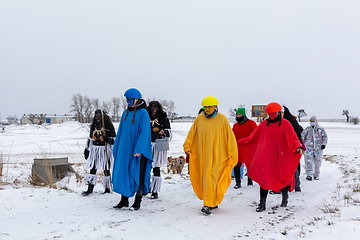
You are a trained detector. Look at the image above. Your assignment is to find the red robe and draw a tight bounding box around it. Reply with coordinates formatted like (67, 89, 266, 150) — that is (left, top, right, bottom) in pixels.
(232, 119, 257, 164)
(237, 119, 301, 192)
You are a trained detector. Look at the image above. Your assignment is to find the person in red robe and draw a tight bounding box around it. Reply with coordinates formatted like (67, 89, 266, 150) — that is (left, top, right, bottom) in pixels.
(232, 108, 257, 188)
(237, 102, 303, 212)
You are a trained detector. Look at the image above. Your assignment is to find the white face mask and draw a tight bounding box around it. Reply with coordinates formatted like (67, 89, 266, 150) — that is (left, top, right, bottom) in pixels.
(310, 122, 316, 127)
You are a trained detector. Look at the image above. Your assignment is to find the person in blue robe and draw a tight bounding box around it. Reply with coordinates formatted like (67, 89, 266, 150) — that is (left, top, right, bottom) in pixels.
(112, 88, 153, 211)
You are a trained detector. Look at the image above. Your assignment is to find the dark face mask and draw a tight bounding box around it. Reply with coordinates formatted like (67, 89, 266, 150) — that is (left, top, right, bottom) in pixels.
(151, 105, 159, 117)
(236, 116, 245, 123)
(95, 114, 102, 126)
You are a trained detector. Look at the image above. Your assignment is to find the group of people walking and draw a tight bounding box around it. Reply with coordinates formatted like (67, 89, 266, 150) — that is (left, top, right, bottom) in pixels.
(82, 88, 171, 211)
(81, 88, 328, 214)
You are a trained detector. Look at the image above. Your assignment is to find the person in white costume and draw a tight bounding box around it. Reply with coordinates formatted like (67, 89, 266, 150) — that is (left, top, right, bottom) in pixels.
(82, 109, 116, 196)
(147, 101, 172, 199)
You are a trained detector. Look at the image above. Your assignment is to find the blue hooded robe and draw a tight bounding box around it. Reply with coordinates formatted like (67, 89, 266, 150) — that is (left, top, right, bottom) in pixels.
(112, 107, 153, 197)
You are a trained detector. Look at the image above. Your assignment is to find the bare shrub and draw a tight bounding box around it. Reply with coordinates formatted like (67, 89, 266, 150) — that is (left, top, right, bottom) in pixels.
(75, 172, 83, 187)
(326, 220, 334, 225)
(318, 200, 339, 214)
(60, 186, 74, 193)
(352, 183, 360, 192)
(0, 152, 3, 177)
(343, 192, 353, 205)
(350, 117, 359, 125)
(323, 154, 338, 164)
(314, 216, 324, 221)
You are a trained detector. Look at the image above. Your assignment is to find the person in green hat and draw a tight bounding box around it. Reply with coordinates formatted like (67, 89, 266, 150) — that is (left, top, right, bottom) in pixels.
(232, 108, 257, 188)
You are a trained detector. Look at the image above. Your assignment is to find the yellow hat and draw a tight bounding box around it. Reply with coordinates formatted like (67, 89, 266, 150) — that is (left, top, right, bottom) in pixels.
(201, 96, 219, 107)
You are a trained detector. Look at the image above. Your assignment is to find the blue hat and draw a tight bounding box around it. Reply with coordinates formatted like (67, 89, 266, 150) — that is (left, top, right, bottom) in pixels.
(124, 88, 141, 99)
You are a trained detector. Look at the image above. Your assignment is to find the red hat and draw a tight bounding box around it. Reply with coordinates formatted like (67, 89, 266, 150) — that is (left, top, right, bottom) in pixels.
(265, 102, 282, 113)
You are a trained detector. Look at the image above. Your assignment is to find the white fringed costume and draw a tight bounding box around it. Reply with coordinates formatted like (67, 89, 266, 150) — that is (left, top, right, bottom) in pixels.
(150, 129, 172, 194)
(81, 110, 116, 196)
(83, 173, 98, 185)
(84, 137, 113, 171)
(83, 137, 114, 187)
(147, 101, 173, 198)
(150, 175, 162, 194)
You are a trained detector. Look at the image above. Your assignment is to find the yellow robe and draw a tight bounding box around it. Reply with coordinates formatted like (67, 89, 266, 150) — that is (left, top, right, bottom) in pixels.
(183, 112, 238, 207)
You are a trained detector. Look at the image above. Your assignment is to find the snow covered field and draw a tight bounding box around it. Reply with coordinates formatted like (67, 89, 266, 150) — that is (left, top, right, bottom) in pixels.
(0, 121, 359, 240)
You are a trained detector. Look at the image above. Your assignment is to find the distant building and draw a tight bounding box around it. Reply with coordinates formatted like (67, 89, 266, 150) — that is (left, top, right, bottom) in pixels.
(21, 114, 76, 125)
(172, 116, 196, 122)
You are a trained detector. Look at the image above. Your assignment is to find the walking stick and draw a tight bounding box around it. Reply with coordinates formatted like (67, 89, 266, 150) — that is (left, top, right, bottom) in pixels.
(102, 113, 113, 193)
(104, 142, 113, 193)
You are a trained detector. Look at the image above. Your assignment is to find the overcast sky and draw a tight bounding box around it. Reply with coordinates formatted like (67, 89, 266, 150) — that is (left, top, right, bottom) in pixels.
(1, 0, 359, 120)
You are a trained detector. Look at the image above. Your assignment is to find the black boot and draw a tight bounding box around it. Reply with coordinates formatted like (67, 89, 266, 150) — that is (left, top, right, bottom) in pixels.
(82, 184, 94, 196)
(281, 190, 289, 207)
(103, 188, 111, 194)
(234, 180, 241, 189)
(130, 195, 142, 211)
(151, 192, 158, 199)
(269, 190, 280, 195)
(113, 195, 129, 209)
(201, 206, 212, 215)
(247, 177, 253, 186)
(256, 198, 266, 212)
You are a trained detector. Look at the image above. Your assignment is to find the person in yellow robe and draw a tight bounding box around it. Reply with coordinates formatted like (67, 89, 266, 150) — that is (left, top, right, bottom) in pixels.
(183, 96, 238, 215)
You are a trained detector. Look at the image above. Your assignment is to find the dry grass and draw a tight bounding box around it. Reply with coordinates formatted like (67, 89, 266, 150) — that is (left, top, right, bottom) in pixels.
(352, 183, 360, 192)
(318, 200, 340, 214)
(0, 153, 3, 177)
(30, 164, 57, 188)
(323, 154, 338, 164)
(75, 172, 83, 187)
(326, 220, 334, 225)
(30, 161, 82, 189)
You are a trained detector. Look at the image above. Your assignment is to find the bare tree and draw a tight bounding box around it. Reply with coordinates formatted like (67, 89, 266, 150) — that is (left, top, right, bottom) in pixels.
(28, 114, 36, 124)
(83, 96, 93, 123)
(146, 97, 156, 105)
(70, 93, 85, 123)
(229, 104, 246, 118)
(6, 115, 18, 125)
(92, 98, 100, 110)
(102, 101, 111, 114)
(342, 110, 350, 122)
(111, 97, 121, 121)
(160, 100, 177, 120)
(229, 108, 237, 118)
(298, 109, 307, 122)
(160, 100, 168, 111)
(39, 113, 46, 124)
(120, 97, 128, 111)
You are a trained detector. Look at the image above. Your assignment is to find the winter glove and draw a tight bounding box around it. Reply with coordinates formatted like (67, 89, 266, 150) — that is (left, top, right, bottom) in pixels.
(84, 149, 90, 160)
(321, 145, 326, 150)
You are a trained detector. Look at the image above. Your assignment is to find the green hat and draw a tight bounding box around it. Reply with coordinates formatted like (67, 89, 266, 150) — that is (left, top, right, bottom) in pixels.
(236, 108, 246, 117)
